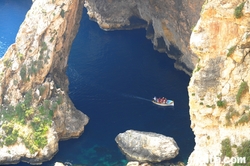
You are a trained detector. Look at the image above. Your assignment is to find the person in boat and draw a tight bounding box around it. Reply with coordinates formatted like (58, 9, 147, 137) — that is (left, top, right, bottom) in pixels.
(153, 97, 157, 102)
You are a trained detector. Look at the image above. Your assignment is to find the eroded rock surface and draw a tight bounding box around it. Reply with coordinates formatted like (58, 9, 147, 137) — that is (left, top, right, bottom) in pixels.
(188, 1, 250, 165)
(0, 0, 88, 164)
(115, 130, 179, 162)
(84, 0, 205, 75)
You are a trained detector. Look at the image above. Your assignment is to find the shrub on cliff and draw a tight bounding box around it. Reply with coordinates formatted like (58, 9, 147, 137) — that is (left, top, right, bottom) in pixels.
(225, 107, 240, 126)
(234, 2, 245, 19)
(236, 140, 250, 166)
(221, 138, 232, 158)
(227, 45, 236, 57)
(4, 130, 19, 146)
(235, 113, 250, 126)
(236, 81, 248, 105)
(217, 100, 227, 108)
(20, 64, 27, 81)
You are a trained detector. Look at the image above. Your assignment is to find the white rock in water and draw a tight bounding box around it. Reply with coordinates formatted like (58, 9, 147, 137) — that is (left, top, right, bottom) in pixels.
(54, 162, 65, 166)
(115, 130, 179, 162)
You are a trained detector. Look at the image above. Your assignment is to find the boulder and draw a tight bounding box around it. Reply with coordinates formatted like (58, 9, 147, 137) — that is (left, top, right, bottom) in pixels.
(115, 130, 179, 162)
(126, 161, 139, 166)
(126, 161, 152, 166)
(54, 162, 65, 166)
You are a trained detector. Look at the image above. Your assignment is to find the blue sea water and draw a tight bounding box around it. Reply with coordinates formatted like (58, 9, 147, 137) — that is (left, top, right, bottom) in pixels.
(0, 1, 194, 166)
(0, 0, 32, 56)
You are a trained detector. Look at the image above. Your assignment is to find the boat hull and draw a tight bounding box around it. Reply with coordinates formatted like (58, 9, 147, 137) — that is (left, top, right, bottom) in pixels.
(152, 100, 174, 106)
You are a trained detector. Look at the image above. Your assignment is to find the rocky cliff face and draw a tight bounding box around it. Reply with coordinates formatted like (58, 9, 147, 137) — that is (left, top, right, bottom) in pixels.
(0, 0, 88, 164)
(84, 0, 205, 75)
(188, 0, 250, 165)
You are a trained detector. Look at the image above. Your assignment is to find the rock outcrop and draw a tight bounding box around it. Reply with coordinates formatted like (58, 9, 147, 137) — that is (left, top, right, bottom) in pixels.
(188, 0, 250, 165)
(0, 0, 88, 164)
(115, 130, 179, 163)
(126, 161, 185, 166)
(84, 0, 205, 75)
(54, 162, 65, 166)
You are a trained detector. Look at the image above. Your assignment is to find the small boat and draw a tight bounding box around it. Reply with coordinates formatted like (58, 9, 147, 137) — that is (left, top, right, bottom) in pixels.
(152, 97, 174, 106)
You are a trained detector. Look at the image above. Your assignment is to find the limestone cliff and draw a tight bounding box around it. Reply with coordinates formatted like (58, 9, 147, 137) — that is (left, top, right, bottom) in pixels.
(188, 0, 250, 165)
(0, 0, 88, 164)
(84, 0, 205, 75)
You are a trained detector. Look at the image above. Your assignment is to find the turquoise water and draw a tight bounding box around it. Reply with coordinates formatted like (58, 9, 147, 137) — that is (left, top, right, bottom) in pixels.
(0, 1, 194, 166)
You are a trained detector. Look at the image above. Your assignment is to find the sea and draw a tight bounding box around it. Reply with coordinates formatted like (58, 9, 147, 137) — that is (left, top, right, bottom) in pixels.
(0, 0, 194, 166)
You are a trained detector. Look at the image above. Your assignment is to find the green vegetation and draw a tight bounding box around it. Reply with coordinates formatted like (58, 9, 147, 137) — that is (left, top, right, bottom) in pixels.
(4, 130, 19, 146)
(18, 52, 24, 60)
(217, 93, 222, 99)
(24, 90, 32, 106)
(225, 107, 239, 121)
(49, 29, 57, 44)
(57, 93, 63, 105)
(227, 45, 237, 57)
(235, 113, 250, 126)
(201, 0, 208, 13)
(40, 42, 47, 54)
(246, 34, 250, 40)
(194, 65, 201, 72)
(206, 104, 215, 109)
(60, 9, 65, 18)
(221, 138, 233, 158)
(0, 89, 61, 153)
(13, 79, 18, 85)
(225, 107, 240, 126)
(39, 85, 47, 96)
(37, 60, 44, 71)
(21, 42, 48, 79)
(38, 41, 49, 65)
(44, 55, 50, 64)
(234, 2, 245, 19)
(51, 101, 58, 112)
(236, 140, 250, 166)
(236, 81, 248, 105)
(216, 93, 226, 108)
(20, 64, 27, 81)
(217, 100, 227, 108)
(3, 59, 12, 67)
(1, 123, 19, 146)
(49, 37, 54, 43)
(191, 25, 196, 32)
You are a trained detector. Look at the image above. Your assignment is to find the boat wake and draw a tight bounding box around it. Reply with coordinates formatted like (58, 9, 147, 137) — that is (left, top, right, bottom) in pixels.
(121, 93, 152, 102)
(67, 67, 152, 102)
